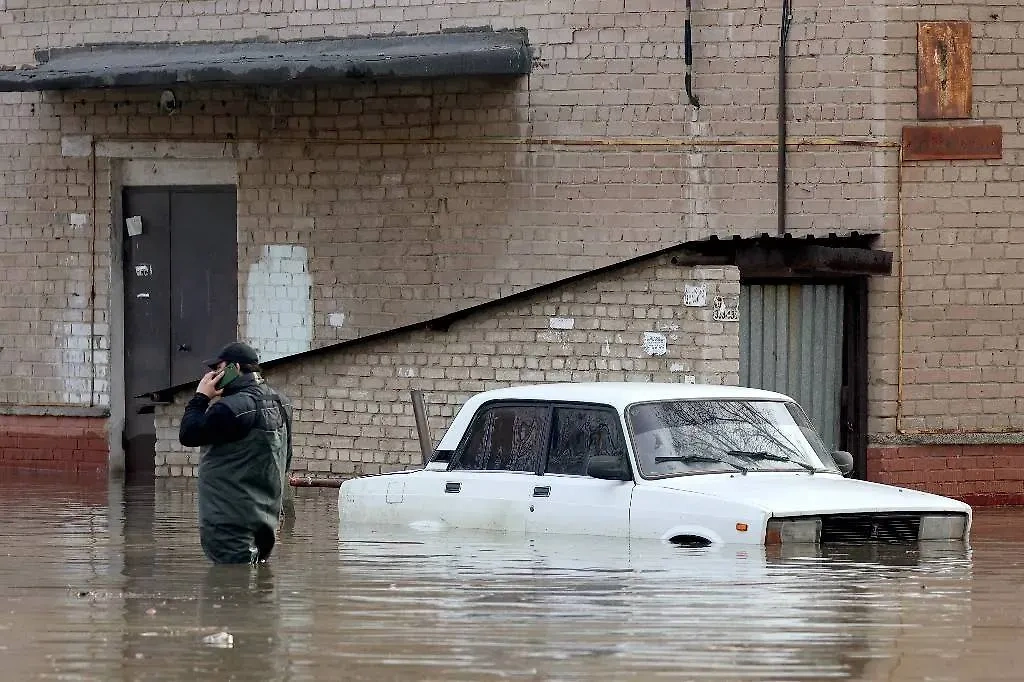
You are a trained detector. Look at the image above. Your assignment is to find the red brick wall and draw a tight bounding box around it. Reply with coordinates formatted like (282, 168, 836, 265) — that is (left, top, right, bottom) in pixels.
(0, 416, 108, 472)
(868, 445, 1024, 507)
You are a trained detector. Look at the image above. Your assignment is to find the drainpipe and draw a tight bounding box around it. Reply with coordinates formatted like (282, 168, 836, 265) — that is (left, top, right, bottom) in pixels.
(777, 0, 793, 236)
(684, 0, 700, 107)
(89, 138, 98, 406)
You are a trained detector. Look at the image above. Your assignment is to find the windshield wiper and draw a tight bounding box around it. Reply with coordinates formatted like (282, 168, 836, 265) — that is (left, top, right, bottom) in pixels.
(655, 454, 748, 473)
(726, 450, 817, 473)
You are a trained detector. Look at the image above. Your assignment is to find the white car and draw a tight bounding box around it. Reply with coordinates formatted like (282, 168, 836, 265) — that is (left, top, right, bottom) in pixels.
(338, 383, 971, 546)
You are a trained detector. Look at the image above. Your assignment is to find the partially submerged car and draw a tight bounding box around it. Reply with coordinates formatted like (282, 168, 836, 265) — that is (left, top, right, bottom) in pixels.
(338, 383, 971, 546)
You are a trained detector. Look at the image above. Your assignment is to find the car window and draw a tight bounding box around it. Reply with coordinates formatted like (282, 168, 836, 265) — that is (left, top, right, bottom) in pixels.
(627, 399, 835, 478)
(547, 407, 626, 476)
(452, 404, 550, 472)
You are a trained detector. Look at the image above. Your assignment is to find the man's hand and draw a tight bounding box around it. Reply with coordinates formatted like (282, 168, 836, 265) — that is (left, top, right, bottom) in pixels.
(197, 370, 225, 399)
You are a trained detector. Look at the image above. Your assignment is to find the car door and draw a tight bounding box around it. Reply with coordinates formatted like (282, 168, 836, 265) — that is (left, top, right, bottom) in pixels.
(441, 402, 550, 534)
(526, 404, 634, 538)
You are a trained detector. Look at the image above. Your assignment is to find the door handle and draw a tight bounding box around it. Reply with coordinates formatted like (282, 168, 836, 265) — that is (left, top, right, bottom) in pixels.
(444, 482, 461, 494)
(533, 486, 551, 498)
(178, 344, 191, 352)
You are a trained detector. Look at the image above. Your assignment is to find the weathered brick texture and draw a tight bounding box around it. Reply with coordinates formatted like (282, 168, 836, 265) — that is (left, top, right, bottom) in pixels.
(1, 0, 1023, 503)
(868, 445, 1024, 507)
(0, 415, 107, 471)
(154, 259, 741, 478)
(0, 0, 894, 407)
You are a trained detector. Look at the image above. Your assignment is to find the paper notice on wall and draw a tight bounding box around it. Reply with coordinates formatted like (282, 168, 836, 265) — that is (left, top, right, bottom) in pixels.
(713, 296, 740, 322)
(642, 332, 668, 356)
(126, 215, 143, 237)
(683, 283, 708, 307)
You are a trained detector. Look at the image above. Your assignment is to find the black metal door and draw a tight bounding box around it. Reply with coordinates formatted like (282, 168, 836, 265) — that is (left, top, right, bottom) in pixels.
(122, 186, 237, 478)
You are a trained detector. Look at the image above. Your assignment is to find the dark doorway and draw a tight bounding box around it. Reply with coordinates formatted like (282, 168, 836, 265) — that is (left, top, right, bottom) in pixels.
(122, 186, 237, 480)
(739, 278, 869, 479)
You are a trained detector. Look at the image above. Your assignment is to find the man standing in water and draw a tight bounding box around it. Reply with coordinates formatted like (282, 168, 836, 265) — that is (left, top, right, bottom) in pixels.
(179, 342, 293, 565)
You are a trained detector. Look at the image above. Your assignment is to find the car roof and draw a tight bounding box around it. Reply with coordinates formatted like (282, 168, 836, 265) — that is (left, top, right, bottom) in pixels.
(463, 382, 793, 409)
(435, 382, 797, 451)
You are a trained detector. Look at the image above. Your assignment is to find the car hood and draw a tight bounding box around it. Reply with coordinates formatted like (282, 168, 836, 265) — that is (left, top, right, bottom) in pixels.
(644, 472, 971, 517)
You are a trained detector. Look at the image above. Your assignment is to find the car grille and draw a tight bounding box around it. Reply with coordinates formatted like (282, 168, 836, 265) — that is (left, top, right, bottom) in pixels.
(820, 513, 922, 544)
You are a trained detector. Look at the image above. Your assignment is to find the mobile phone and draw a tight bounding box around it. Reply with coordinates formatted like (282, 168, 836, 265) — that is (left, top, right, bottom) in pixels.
(215, 363, 241, 390)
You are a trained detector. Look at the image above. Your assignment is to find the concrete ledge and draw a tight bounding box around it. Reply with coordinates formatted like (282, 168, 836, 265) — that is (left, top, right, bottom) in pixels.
(0, 405, 110, 418)
(871, 432, 1024, 446)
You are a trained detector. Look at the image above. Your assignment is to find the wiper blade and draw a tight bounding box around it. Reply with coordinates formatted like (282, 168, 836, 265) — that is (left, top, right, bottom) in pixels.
(726, 450, 816, 472)
(655, 454, 748, 473)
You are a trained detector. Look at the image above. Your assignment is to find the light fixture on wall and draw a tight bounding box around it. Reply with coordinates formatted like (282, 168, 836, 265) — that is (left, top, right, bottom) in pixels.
(159, 89, 180, 115)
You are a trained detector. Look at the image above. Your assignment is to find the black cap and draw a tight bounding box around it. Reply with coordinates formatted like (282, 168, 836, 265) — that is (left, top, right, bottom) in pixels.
(204, 341, 259, 368)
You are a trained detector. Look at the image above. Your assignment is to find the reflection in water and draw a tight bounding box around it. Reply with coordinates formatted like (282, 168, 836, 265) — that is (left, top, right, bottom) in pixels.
(0, 471, 1021, 680)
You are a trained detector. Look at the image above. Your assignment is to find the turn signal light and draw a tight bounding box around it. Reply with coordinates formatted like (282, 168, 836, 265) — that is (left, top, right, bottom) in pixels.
(736, 522, 749, 532)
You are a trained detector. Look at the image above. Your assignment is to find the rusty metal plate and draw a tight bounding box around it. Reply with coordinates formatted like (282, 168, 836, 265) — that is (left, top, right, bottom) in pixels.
(902, 125, 1002, 161)
(918, 21, 972, 120)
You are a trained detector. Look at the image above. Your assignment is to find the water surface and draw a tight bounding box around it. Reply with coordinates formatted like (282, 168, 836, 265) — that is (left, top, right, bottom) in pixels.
(1, 471, 1022, 681)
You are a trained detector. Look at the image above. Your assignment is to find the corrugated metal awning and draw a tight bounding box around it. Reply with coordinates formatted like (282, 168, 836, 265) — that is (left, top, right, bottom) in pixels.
(0, 29, 531, 92)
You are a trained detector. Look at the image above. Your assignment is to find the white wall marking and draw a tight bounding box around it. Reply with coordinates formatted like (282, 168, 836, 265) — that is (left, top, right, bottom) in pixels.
(244, 245, 313, 362)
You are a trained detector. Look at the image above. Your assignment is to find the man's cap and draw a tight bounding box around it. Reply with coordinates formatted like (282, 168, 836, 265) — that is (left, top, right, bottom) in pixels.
(205, 341, 260, 368)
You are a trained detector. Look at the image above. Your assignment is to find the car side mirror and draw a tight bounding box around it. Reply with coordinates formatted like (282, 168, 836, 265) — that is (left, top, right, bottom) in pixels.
(587, 455, 633, 481)
(832, 450, 855, 477)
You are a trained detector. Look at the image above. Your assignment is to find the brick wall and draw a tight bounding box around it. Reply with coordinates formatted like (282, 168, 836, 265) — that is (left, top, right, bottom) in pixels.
(1, 0, 894, 406)
(868, 445, 1024, 508)
(154, 258, 741, 477)
(2, 1, 1024, 502)
(0, 415, 108, 471)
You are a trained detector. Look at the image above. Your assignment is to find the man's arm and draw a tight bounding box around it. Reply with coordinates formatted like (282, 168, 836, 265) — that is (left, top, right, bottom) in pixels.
(179, 395, 247, 447)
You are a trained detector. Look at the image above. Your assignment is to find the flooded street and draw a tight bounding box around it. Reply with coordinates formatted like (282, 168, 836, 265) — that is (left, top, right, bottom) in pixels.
(2, 471, 1023, 681)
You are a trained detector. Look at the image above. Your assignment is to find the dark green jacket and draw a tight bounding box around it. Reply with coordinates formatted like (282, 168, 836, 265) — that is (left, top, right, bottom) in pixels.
(179, 373, 292, 557)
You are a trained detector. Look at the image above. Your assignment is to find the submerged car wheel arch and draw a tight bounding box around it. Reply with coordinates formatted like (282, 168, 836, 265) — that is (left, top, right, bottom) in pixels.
(659, 525, 724, 547)
(668, 534, 713, 548)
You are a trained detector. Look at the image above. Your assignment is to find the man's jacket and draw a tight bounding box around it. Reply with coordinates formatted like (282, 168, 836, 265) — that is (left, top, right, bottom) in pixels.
(179, 373, 293, 543)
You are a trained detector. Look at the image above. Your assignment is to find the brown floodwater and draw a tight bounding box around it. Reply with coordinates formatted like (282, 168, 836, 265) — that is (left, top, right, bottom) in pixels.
(1, 469, 1023, 681)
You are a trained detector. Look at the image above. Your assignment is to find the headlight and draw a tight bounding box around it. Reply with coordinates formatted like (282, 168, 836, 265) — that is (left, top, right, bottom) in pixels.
(765, 517, 821, 544)
(919, 513, 968, 541)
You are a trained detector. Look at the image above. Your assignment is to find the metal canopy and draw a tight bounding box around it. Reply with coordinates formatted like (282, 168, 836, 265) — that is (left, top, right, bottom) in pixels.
(0, 29, 531, 92)
(669, 233, 893, 278)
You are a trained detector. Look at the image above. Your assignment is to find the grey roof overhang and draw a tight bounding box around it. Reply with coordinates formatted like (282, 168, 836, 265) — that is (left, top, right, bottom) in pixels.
(0, 28, 532, 92)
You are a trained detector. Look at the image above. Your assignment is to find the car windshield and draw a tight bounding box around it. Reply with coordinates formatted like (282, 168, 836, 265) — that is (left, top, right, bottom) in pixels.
(626, 399, 840, 478)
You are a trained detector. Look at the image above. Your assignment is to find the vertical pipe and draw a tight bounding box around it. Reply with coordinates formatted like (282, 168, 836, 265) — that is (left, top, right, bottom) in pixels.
(895, 146, 905, 433)
(777, 0, 792, 236)
(411, 390, 432, 466)
(89, 140, 98, 407)
(684, 0, 700, 107)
